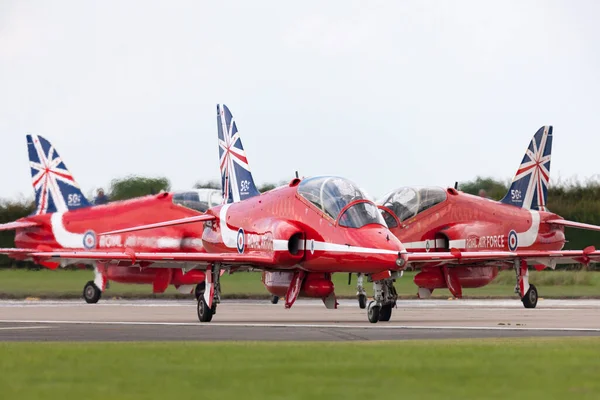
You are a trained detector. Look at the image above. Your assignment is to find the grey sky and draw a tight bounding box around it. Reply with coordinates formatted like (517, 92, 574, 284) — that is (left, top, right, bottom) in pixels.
(1, 0, 599, 201)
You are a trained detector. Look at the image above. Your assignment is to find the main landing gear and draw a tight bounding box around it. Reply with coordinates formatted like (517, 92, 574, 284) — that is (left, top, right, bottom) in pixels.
(197, 295, 217, 322)
(367, 272, 399, 323)
(522, 284, 538, 308)
(194, 282, 206, 300)
(197, 266, 221, 322)
(356, 273, 367, 309)
(514, 259, 538, 309)
(83, 281, 101, 304)
(83, 264, 106, 304)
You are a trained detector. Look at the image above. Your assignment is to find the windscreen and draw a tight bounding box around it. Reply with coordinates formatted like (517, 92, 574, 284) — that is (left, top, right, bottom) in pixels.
(338, 201, 386, 228)
(297, 176, 368, 220)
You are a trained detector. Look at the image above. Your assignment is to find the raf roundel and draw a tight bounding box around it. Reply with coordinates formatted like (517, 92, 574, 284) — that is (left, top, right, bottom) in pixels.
(236, 228, 245, 254)
(82, 230, 97, 250)
(508, 230, 518, 251)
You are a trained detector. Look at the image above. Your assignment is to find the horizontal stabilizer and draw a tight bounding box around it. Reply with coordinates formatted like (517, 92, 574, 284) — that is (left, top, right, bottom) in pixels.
(406, 248, 600, 268)
(546, 219, 600, 232)
(100, 214, 216, 236)
(0, 221, 40, 231)
(0, 248, 39, 255)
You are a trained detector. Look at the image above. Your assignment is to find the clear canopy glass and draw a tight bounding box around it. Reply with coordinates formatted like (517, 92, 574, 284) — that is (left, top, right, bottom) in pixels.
(298, 176, 385, 227)
(172, 189, 222, 212)
(377, 187, 447, 223)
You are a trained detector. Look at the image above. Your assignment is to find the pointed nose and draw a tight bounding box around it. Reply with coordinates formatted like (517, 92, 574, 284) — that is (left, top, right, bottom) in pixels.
(346, 225, 406, 271)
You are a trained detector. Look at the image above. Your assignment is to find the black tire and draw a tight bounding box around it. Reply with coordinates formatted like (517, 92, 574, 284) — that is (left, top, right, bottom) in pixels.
(367, 301, 380, 324)
(379, 303, 393, 322)
(521, 284, 538, 309)
(194, 282, 206, 300)
(358, 294, 367, 309)
(271, 295, 280, 304)
(83, 281, 101, 304)
(197, 296, 214, 322)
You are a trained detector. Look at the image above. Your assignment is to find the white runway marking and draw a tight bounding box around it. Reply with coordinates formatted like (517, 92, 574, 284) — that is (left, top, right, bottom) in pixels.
(0, 326, 52, 331)
(0, 298, 599, 310)
(1, 319, 600, 332)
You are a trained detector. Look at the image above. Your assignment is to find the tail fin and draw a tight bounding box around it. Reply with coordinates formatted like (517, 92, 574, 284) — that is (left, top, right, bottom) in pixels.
(217, 104, 260, 204)
(500, 126, 553, 211)
(27, 134, 90, 215)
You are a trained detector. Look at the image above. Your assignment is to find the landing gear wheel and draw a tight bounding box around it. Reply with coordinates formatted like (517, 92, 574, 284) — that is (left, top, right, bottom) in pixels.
(271, 295, 280, 304)
(379, 303, 393, 322)
(358, 294, 367, 309)
(521, 284, 538, 309)
(197, 297, 214, 322)
(83, 281, 101, 304)
(194, 282, 206, 300)
(367, 301, 381, 323)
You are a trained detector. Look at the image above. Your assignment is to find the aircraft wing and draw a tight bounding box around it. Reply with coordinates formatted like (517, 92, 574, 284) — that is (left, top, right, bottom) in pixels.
(13, 249, 275, 269)
(0, 221, 40, 231)
(101, 214, 216, 235)
(546, 219, 600, 232)
(405, 247, 600, 268)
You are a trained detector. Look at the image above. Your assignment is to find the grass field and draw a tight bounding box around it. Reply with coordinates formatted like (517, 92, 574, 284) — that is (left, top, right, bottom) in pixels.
(1, 268, 600, 299)
(0, 338, 599, 399)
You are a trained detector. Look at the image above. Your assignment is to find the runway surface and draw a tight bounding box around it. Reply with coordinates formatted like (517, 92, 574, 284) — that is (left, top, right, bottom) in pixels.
(1, 298, 600, 341)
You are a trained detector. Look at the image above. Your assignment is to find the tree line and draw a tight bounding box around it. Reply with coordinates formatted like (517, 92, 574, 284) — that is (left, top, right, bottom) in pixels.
(2, 175, 600, 267)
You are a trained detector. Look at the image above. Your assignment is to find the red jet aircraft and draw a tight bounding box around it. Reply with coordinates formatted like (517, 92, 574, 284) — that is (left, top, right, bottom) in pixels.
(367, 126, 600, 309)
(4, 106, 600, 324)
(0, 134, 221, 303)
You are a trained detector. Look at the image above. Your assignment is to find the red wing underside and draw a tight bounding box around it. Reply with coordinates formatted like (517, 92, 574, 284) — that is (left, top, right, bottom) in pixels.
(21, 250, 275, 269)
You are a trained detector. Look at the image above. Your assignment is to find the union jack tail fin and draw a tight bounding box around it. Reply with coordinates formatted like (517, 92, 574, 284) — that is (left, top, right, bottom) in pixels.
(27, 134, 90, 215)
(500, 126, 553, 211)
(217, 104, 260, 204)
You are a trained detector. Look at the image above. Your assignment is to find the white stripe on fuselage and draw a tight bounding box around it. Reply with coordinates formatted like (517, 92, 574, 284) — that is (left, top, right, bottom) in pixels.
(219, 204, 399, 256)
(219, 204, 238, 248)
(517, 209, 539, 247)
(50, 212, 204, 250)
(50, 212, 85, 248)
(401, 209, 540, 250)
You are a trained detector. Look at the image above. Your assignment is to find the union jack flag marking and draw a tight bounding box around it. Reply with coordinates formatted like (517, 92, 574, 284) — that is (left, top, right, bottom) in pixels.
(503, 126, 552, 211)
(28, 135, 88, 215)
(217, 104, 258, 204)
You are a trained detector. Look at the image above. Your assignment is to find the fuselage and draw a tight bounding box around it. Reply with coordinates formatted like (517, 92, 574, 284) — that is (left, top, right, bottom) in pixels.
(202, 179, 404, 274)
(378, 186, 566, 294)
(15, 192, 209, 251)
(13, 190, 220, 290)
(380, 187, 565, 253)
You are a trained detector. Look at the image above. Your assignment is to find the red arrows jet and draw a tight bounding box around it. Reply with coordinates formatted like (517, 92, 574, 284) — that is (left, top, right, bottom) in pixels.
(4, 106, 600, 324)
(368, 126, 600, 309)
(0, 134, 221, 303)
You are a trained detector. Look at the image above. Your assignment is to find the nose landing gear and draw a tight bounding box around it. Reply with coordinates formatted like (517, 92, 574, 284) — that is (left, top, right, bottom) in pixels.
(366, 273, 399, 323)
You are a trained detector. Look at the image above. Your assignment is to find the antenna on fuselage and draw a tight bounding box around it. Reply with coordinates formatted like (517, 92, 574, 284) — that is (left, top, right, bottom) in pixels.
(454, 181, 458, 190)
(295, 171, 299, 179)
